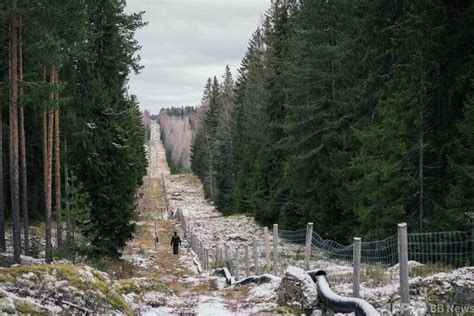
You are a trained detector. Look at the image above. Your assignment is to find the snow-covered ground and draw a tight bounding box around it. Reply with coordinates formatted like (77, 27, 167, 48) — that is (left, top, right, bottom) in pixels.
(1, 120, 472, 315)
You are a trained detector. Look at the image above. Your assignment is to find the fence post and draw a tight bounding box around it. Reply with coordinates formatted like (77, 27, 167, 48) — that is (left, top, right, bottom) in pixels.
(264, 227, 270, 271)
(245, 245, 250, 277)
(235, 247, 240, 281)
(398, 223, 410, 315)
(273, 224, 278, 275)
(199, 240, 203, 265)
(353, 237, 361, 297)
(304, 222, 313, 270)
(204, 248, 209, 270)
(253, 238, 259, 275)
(154, 221, 157, 252)
(224, 243, 229, 262)
(201, 242, 205, 267)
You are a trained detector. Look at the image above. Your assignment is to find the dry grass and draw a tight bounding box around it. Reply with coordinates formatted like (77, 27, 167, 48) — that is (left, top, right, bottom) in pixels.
(222, 285, 251, 301)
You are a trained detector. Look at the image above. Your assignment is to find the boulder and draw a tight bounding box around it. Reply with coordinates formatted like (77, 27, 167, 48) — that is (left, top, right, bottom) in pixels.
(277, 266, 318, 309)
(0, 296, 16, 314)
(147, 297, 166, 308)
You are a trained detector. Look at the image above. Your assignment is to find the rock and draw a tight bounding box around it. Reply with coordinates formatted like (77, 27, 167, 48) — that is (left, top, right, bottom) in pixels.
(387, 260, 424, 273)
(411, 267, 474, 304)
(277, 266, 318, 309)
(146, 295, 166, 307)
(227, 233, 247, 242)
(0, 297, 16, 314)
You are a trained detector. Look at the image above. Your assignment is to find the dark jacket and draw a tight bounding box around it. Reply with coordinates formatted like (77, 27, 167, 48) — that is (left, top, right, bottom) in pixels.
(171, 235, 181, 247)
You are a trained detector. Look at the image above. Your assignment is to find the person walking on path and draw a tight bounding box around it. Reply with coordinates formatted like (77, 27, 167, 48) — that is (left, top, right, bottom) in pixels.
(171, 231, 182, 255)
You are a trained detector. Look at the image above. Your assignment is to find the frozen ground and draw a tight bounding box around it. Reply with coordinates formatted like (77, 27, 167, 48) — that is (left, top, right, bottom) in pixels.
(1, 120, 472, 315)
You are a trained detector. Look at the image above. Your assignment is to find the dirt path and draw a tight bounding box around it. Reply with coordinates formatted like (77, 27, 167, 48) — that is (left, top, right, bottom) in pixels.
(120, 121, 237, 315)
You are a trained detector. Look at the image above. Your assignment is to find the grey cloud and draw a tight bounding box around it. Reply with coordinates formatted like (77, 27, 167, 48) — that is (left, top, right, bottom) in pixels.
(126, 0, 270, 113)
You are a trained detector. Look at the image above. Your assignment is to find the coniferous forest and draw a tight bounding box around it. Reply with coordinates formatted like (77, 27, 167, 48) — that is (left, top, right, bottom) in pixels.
(191, 0, 473, 242)
(0, 0, 147, 263)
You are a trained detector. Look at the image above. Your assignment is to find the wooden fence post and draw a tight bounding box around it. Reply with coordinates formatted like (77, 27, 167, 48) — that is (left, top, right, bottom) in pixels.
(273, 224, 278, 275)
(264, 227, 270, 271)
(353, 237, 361, 297)
(201, 242, 205, 267)
(235, 247, 240, 281)
(253, 238, 259, 275)
(204, 248, 209, 270)
(398, 223, 410, 315)
(154, 221, 157, 252)
(224, 243, 229, 262)
(245, 245, 250, 277)
(304, 222, 313, 270)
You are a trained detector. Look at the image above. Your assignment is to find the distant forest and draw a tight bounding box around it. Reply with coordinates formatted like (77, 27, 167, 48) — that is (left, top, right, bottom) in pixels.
(159, 106, 203, 173)
(190, 0, 473, 242)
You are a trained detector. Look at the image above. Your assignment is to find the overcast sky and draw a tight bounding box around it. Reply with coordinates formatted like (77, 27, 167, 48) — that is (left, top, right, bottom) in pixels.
(125, 0, 270, 114)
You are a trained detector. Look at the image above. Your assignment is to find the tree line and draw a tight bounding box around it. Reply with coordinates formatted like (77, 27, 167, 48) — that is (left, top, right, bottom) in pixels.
(191, 0, 473, 242)
(0, 0, 147, 264)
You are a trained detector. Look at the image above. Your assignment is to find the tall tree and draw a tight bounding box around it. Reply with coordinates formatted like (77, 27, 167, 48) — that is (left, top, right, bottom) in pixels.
(441, 92, 474, 230)
(18, 8, 29, 255)
(0, 0, 6, 251)
(231, 27, 267, 216)
(54, 68, 61, 248)
(45, 65, 55, 263)
(9, 0, 22, 264)
(214, 66, 235, 213)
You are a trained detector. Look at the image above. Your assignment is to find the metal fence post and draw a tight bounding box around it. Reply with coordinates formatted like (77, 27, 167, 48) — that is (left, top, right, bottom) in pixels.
(264, 227, 270, 271)
(398, 223, 410, 315)
(304, 222, 313, 270)
(273, 224, 278, 275)
(353, 237, 361, 297)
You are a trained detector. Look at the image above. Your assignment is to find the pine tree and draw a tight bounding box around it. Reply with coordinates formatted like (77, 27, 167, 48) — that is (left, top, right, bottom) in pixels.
(214, 66, 235, 213)
(231, 27, 267, 216)
(18, 11, 29, 255)
(191, 78, 212, 179)
(352, 2, 446, 237)
(283, 0, 356, 238)
(9, 0, 22, 264)
(54, 69, 62, 248)
(441, 93, 474, 230)
(0, 0, 8, 251)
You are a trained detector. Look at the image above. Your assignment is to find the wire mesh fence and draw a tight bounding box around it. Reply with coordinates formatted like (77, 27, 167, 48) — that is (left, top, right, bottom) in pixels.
(175, 209, 473, 291)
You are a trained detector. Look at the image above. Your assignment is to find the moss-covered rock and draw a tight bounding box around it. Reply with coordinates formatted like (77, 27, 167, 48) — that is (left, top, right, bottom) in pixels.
(0, 264, 134, 315)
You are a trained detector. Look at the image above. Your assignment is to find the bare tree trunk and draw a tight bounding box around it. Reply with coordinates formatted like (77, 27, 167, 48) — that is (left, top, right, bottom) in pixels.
(54, 69, 62, 248)
(9, 0, 20, 256)
(0, 27, 7, 251)
(9, 0, 22, 264)
(0, 57, 5, 251)
(18, 12, 29, 256)
(44, 65, 53, 264)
